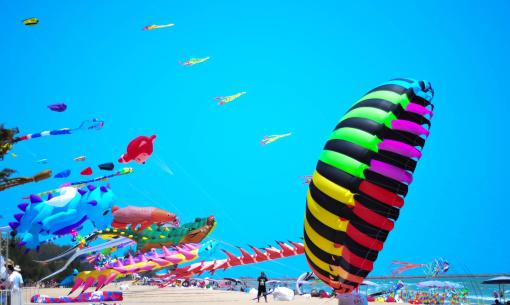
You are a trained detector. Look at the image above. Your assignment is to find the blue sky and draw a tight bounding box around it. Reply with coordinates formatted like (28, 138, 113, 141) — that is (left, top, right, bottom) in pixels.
(1, 0, 509, 279)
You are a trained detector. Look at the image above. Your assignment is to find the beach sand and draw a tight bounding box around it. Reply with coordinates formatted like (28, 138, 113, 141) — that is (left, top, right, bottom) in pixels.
(25, 285, 407, 305)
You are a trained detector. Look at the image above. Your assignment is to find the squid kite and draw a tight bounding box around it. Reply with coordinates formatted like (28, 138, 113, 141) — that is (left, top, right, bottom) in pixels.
(215, 92, 246, 106)
(261, 133, 291, 145)
(143, 23, 174, 31)
(180, 57, 210, 66)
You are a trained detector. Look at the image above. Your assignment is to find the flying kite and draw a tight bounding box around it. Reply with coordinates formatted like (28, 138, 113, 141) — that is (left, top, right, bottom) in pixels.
(23, 168, 134, 199)
(118, 135, 156, 164)
(73, 156, 86, 162)
(0, 169, 51, 192)
(13, 119, 104, 143)
(80, 167, 93, 176)
(37, 159, 48, 164)
(143, 23, 174, 31)
(10, 184, 115, 250)
(301, 176, 312, 185)
(180, 57, 210, 66)
(215, 92, 246, 106)
(392, 259, 449, 277)
(261, 133, 291, 145)
(157, 240, 305, 287)
(98, 163, 114, 171)
(11, 153, 17, 158)
(23, 18, 38, 26)
(303, 78, 435, 293)
(69, 242, 210, 293)
(39, 215, 212, 269)
(47, 103, 67, 112)
(111, 206, 178, 231)
(54, 170, 71, 179)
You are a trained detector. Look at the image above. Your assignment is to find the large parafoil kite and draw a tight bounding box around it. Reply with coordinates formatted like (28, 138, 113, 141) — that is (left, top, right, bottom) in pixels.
(303, 78, 434, 293)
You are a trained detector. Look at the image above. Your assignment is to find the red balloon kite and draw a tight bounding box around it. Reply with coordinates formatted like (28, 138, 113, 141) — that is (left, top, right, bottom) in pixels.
(118, 135, 156, 164)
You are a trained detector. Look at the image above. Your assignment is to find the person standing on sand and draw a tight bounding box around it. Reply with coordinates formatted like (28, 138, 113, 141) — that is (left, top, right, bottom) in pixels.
(257, 272, 268, 303)
(7, 265, 24, 305)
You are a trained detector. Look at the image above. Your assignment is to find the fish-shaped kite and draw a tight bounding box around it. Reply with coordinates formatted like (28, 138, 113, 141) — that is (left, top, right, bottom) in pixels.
(73, 156, 86, 162)
(143, 23, 174, 31)
(261, 133, 292, 145)
(180, 57, 210, 66)
(215, 92, 246, 106)
(37, 159, 48, 164)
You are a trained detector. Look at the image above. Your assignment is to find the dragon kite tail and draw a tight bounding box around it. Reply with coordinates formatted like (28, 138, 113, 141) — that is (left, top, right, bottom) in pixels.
(71, 244, 202, 292)
(158, 240, 304, 286)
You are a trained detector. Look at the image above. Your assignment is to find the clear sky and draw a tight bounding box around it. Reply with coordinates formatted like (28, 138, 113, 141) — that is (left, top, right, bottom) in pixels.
(1, 0, 509, 279)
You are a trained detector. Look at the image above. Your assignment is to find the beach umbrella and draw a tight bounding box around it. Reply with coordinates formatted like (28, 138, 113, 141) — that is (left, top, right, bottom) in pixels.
(482, 276, 510, 301)
(417, 280, 462, 289)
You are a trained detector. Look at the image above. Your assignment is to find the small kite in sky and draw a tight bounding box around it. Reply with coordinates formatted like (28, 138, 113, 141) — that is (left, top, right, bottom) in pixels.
(80, 167, 93, 176)
(300, 175, 312, 185)
(47, 103, 67, 112)
(54, 169, 71, 179)
(261, 133, 292, 145)
(98, 163, 114, 171)
(73, 156, 86, 162)
(215, 92, 246, 106)
(23, 18, 39, 26)
(143, 23, 174, 31)
(180, 57, 210, 66)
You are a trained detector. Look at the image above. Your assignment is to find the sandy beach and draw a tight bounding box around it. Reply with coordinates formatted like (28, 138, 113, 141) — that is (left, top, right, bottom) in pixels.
(24, 286, 399, 305)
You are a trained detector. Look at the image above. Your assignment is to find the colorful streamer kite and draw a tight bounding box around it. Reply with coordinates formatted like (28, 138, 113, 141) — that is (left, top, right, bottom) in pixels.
(143, 23, 174, 31)
(180, 57, 210, 66)
(13, 119, 104, 142)
(215, 92, 246, 105)
(261, 133, 291, 145)
(26, 168, 134, 199)
(391, 258, 449, 277)
(303, 78, 435, 293)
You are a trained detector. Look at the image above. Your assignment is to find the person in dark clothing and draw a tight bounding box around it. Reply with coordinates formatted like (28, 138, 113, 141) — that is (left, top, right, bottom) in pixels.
(257, 272, 268, 303)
